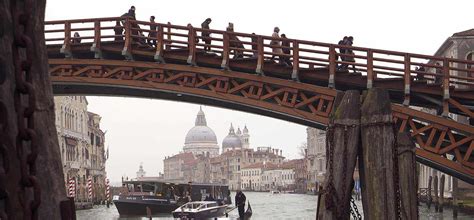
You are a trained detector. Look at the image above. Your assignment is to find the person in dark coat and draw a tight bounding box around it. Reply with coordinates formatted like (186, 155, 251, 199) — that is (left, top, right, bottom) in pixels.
(251, 33, 258, 57)
(281, 34, 292, 67)
(147, 16, 157, 47)
(201, 18, 212, 51)
(336, 36, 348, 68)
(113, 21, 123, 41)
(235, 190, 246, 219)
(71, 32, 81, 44)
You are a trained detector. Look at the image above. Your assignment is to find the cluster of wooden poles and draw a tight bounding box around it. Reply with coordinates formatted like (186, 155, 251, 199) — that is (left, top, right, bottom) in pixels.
(316, 88, 418, 220)
(425, 174, 459, 217)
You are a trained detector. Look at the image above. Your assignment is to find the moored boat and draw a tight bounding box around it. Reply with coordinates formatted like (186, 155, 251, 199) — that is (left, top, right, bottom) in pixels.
(270, 190, 280, 194)
(114, 180, 230, 217)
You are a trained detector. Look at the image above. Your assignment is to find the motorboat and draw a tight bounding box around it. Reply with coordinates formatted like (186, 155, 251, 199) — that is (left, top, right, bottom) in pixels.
(172, 201, 228, 219)
(270, 190, 280, 194)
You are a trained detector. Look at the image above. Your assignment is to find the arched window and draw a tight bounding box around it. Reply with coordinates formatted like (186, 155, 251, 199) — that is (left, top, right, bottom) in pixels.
(467, 52, 473, 77)
(61, 107, 64, 127)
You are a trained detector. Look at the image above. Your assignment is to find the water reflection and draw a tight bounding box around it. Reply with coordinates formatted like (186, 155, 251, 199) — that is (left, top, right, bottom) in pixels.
(76, 192, 474, 220)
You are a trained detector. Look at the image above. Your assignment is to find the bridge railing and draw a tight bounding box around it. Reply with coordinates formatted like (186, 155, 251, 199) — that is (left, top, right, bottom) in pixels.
(44, 17, 474, 116)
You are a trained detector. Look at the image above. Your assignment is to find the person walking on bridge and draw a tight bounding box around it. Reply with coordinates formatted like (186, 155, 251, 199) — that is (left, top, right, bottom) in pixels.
(281, 34, 292, 67)
(271, 27, 283, 65)
(235, 190, 246, 219)
(147, 16, 157, 47)
(201, 18, 212, 51)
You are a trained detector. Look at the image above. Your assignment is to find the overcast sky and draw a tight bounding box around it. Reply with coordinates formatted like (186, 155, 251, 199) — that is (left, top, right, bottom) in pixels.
(45, 0, 473, 184)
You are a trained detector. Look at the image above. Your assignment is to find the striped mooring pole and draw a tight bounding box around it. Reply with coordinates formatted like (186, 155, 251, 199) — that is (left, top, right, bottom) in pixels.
(87, 176, 93, 201)
(105, 178, 110, 208)
(68, 178, 76, 198)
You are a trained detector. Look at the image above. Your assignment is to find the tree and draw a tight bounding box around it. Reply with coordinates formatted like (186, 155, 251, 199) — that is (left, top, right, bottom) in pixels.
(298, 142, 307, 158)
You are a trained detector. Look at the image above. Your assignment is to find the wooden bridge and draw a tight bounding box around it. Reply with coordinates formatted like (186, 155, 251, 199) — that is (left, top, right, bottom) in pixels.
(44, 17, 474, 183)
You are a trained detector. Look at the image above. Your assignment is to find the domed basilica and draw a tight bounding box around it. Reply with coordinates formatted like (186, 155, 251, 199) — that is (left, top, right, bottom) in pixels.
(183, 107, 250, 157)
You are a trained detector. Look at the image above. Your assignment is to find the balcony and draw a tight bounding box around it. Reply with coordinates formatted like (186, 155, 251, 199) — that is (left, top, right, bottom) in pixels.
(65, 161, 81, 170)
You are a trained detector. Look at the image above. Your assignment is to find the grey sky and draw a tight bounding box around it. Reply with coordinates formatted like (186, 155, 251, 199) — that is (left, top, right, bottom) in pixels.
(45, 0, 474, 184)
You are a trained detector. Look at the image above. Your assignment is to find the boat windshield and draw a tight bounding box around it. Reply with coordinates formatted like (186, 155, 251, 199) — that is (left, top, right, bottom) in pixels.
(182, 203, 205, 209)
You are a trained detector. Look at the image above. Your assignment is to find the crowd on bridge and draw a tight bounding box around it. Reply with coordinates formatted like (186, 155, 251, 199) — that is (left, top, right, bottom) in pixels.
(82, 5, 359, 72)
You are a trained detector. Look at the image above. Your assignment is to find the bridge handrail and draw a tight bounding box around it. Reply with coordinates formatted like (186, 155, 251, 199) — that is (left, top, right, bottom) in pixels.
(44, 17, 474, 118)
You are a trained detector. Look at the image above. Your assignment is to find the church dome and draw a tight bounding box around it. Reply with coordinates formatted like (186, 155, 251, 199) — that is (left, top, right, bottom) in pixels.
(222, 124, 242, 151)
(185, 126, 218, 144)
(184, 107, 217, 144)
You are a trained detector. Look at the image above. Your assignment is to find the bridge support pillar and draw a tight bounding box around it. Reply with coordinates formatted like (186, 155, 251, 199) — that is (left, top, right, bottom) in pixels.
(397, 132, 419, 220)
(317, 90, 360, 220)
(360, 88, 398, 220)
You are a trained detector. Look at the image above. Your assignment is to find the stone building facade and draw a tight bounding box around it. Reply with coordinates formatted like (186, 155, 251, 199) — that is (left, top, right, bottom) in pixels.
(54, 96, 107, 202)
(306, 127, 327, 192)
(241, 159, 303, 192)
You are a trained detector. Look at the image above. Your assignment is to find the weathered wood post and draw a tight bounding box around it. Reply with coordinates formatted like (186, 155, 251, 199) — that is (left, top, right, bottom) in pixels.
(453, 178, 458, 218)
(0, 0, 68, 219)
(360, 88, 398, 220)
(439, 175, 445, 213)
(317, 90, 360, 220)
(434, 175, 439, 212)
(397, 132, 418, 220)
(427, 176, 432, 209)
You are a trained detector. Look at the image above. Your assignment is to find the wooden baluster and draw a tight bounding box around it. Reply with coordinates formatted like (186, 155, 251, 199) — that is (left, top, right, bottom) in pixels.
(366, 50, 374, 89)
(328, 45, 336, 88)
(166, 22, 171, 50)
(292, 40, 299, 81)
(403, 54, 411, 106)
(187, 24, 196, 66)
(256, 36, 265, 76)
(221, 32, 230, 70)
(91, 20, 102, 59)
(442, 58, 450, 117)
(121, 18, 133, 60)
(60, 21, 72, 58)
(154, 25, 165, 63)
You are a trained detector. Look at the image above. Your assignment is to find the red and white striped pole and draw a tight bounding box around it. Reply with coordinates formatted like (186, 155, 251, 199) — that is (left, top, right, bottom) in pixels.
(87, 176, 93, 201)
(105, 178, 110, 201)
(68, 178, 76, 197)
(105, 178, 110, 207)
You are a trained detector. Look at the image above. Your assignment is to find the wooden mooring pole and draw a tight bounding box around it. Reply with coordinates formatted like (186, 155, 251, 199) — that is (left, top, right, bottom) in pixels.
(397, 132, 418, 220)
(439, 175, 445, 213)
(317, 90, 360, 220)
(427, 176, 432, 209)
(434, 175, 439, 212)
(360, 88, 398, 220)
(453, 178, 458, 218)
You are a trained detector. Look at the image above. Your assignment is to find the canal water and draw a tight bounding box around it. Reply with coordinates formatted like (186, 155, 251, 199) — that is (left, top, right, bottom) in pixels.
(77, 192, 474, 219)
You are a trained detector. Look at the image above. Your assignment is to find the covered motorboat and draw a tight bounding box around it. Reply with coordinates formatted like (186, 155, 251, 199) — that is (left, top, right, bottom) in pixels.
(172, 201, 228, 219)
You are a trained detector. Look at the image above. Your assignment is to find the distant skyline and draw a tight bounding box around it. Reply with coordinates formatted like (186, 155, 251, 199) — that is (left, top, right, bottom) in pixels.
(45, 0, 474, 184)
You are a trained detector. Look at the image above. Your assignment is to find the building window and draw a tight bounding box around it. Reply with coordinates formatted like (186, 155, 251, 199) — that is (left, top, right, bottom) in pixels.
(467, 52, 473, 76)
